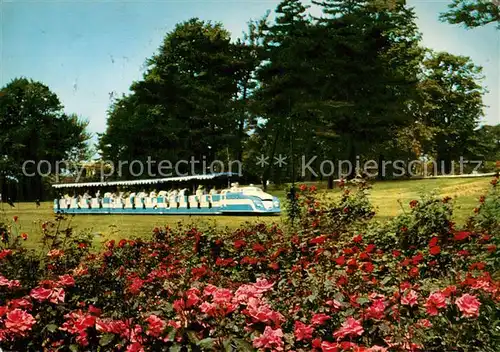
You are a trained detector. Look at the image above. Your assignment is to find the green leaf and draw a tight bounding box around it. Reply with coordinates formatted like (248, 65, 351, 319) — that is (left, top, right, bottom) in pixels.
(46, 324, 58, 333)
(99, 333, 115, 346)
(231, 338, 253, 351)
(356, 297, 370, 305)
(198, 337, 215, 349)
(69, 344, 79, 352)
(186, 330, 200, 344)
(223, 338, 233, 352)
(167, 326, 177, 341)
(381, 276, 392, 285)
(169, 344, 182, 352)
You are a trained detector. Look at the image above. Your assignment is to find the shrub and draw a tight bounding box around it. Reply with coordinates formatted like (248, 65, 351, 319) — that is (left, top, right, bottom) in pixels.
(0, 179, 498, 351)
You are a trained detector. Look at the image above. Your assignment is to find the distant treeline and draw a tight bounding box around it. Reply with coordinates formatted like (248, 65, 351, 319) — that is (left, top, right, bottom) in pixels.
(1, 0, 499, 201)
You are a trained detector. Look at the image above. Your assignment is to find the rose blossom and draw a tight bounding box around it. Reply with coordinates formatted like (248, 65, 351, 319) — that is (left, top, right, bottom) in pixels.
(401, 290, 418, 307)
(294, 321, 314, 341)
(366, 299, 385, 320)
(425, 292, 447, 316)
(30, 287, 52, 301)
(321, 341, 340, 351)
(145, 314, 166, 337)
(333, 317, 364, 340)
(49, 288, 65, 304)
(455, 294, 481, 318)
(4, 309, 36, 336)
(253, 326, 284, 351)
(311, 313, 330, 326)
(58, 274, 75, 287)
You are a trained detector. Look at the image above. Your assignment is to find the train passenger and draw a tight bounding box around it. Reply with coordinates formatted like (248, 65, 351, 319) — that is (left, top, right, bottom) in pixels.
(195, 185, 204, 208)
(118, 192, 126, 209)
(196, 185, 204, 197)
(138, 190, 147, 209)
(64, 194, 71, 209)
(129, 192, 136, 209)
(83, 191, 92, 209)
(96, 190, 102, 208)
(104, 192, 113, 208)
(74, 194, 81, 209)
(169, 188, 178, 199)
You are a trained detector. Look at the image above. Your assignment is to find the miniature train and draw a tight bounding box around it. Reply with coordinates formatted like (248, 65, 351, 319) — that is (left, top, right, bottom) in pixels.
(52, 174, 281, 216)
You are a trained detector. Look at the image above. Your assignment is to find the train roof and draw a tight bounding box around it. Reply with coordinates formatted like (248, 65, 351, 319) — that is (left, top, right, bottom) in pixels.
(52, 172, 237, 189)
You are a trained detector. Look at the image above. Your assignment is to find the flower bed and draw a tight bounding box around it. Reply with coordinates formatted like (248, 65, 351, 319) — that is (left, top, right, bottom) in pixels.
(0, 178, 499, 351)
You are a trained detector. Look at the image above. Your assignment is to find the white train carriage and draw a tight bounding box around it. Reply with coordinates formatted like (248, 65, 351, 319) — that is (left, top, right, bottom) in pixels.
(52, 173, 280, 216)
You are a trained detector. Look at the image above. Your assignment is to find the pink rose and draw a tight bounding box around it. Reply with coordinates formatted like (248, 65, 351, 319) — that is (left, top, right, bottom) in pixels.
(333, 317, 364, 340)
(455, 294, 480, 318)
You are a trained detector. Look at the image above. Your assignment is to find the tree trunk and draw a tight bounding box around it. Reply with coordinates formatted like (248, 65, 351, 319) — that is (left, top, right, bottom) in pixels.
(438, 153, 453, 175)
(262, 129, 280, 191)
(327, 175, 334, 189)
(377, 154, 385, 180)
(236, 83, 248, 162)
(347, 136, 357, 180)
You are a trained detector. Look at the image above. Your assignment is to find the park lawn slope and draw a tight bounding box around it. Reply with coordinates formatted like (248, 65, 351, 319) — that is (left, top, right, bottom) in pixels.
(1, 177, 491, 250)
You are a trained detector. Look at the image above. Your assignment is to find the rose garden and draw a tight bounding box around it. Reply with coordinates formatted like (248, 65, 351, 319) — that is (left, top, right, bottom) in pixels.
(0, 177, 498, 351)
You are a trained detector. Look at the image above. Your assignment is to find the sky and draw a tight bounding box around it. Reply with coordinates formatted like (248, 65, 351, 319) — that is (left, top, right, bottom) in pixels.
(1, 0, 499, 141)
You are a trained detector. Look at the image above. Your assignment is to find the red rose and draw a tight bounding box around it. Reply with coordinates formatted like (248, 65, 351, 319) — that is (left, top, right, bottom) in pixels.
(310, 235, 327, 245)
(454, 231, 471, 241)
(425, 291, 447, 316)
(30, 287, 52, 301)
(294, 321, 314, 341)
(429, 246, 441, 256)
(392, 250, 401, 257)
(252, 243, 266, 252)
(401, 290, 419, 307)
(352, 235, 362, 243)
(429, 237, 439, 247)
(5, 309, 36, 336)
(58, 274, 75, 287)
(233, 239, 246, 249)
(145, 314, 166, 337)
(408, 267, 419, 278)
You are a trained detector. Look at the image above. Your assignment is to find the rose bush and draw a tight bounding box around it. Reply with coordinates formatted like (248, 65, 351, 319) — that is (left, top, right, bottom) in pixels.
(0, 177, 498, 351)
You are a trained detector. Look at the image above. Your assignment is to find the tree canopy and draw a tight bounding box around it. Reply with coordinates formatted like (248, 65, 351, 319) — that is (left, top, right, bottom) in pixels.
(0, 78, 90, 200)
(440, 0, 500, 29)
(1, 0, 494, 201)
(99, 18, 258, 177)
(96, 0, 489, 185)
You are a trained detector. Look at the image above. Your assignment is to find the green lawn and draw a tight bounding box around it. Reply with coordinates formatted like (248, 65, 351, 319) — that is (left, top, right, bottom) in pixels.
(0, 177, 491, 250)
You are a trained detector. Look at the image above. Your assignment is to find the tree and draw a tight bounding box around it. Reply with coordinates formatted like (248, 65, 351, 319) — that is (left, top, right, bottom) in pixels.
(312, 0, 424, 179)
(440, 0, 500, 29)
(0, 78, 90, 200)
(252, 0, 326, 188)
(417, 51, 485, 174)
(230, 20, 265, 163)
(470, 124, 500, 162)
(100, 19, 254, 177)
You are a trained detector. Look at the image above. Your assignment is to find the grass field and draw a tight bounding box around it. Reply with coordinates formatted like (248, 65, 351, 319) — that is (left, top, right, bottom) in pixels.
(0, 177, 491, 250)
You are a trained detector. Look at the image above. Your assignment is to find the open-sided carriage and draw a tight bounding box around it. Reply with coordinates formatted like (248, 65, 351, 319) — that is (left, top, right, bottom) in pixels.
(52, 173, 281, 215)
